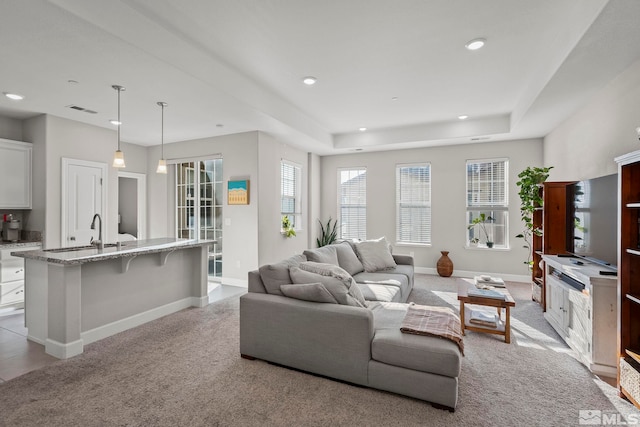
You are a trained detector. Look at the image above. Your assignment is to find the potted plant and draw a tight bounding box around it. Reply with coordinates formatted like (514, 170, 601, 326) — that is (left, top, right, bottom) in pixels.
(515, 166, 553, 267)
(282, 215, 296, 238)
(316, 217, 337, 247)
(468, 213, 494, 248)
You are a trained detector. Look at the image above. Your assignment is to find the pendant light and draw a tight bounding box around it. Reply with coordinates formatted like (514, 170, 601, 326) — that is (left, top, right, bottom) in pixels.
(156, 101, 168, 174)
(112, 85, 126, 168)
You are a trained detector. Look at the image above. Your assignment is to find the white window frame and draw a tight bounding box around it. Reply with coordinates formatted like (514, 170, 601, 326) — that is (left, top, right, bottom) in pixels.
(465, 158, 509, 249)
(396, 163, 431, 246)
(337, 167, 367, 240)
(281, 159, 302, 231)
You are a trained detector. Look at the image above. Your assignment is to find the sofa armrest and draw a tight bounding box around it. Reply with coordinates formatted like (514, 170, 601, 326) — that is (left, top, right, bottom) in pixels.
(393, 254, 414, 266)
(240, 292, 373, 385)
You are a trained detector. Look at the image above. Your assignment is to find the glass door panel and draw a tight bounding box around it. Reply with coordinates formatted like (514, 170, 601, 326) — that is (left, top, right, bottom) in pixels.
(176, 159, 222, 280)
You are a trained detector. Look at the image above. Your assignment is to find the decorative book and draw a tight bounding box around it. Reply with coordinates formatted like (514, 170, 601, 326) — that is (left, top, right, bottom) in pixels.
(474, 276, 505, 288)
(467, 288, 506, 300)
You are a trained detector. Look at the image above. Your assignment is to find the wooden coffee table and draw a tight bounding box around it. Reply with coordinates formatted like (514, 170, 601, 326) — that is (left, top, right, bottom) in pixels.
(457, 278, 516, 343)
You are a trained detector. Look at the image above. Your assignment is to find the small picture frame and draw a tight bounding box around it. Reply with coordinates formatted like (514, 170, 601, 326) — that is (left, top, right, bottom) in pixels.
(228, 180, 249, 205)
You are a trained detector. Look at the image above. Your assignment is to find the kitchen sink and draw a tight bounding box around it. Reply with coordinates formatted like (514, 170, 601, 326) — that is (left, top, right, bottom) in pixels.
(44, 243, 118, 253)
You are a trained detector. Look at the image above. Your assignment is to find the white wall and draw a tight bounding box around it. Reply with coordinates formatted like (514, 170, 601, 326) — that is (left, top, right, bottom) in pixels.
(118, 177, 138, 235)
(20, 115, 148, 248)
(0, 116, 23, 141)
(544, 59, 640, 180)
(257, 132, 309, 265)
(320, 138, 543, 277)
(147, 131, 261, 281)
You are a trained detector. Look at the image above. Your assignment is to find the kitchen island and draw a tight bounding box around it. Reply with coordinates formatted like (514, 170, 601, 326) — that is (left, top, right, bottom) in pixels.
(13, 238, 214, 359)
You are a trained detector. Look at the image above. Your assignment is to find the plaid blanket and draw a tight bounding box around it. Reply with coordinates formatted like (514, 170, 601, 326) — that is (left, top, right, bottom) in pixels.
(400, 303, 464, 355)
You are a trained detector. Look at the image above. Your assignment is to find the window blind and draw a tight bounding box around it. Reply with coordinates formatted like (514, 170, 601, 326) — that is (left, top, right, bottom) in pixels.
(466, 159, 508, 207)
(338, 168, 366, 240)
(396, 164, 431, 244)
(281, 160, 301, 227)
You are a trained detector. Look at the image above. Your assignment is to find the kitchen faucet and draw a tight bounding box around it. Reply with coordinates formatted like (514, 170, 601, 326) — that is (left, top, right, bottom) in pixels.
(90, 213, 104, 250)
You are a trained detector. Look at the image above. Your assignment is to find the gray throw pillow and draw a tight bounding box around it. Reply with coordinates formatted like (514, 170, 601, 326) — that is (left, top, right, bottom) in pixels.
(354, 237, 397, 272)
(280, 283, 339, 304)
(290, 263, 367, 308)
(303, 245, 339, 266)
(331, 242, 364, 275)
(258, 254, 307, 295)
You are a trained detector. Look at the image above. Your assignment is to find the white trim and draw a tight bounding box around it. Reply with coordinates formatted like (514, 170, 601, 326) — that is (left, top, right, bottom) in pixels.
(118, 171, 147, 240)
(81, 297, 197, 347)
(45, 338, 84, 359)
(61, 158, 108, 248)
(167, 153, 222, 164)
(220, 276, 248, 288)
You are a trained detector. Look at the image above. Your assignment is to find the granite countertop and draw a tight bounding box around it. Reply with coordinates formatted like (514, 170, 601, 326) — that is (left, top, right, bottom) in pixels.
(0, 240, 42, 249)
(11, 238, 215, 265)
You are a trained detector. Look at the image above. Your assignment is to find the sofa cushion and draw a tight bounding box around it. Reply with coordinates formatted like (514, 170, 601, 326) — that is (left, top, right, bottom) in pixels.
(258, 254, 307, 296)
(303, 245, 339, 266)
(354, 237, 397, 272)
(280, 283, 339, 304)
(357, 283, 401, 302)
(369, 302, 461, 377)
(290, 263, 367, 308)
(353, 272, 410, 302)
(330, 242, 364, 276)
(372, 329, 462, 378)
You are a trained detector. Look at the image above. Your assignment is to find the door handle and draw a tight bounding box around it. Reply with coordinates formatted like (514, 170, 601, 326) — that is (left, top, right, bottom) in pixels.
(70, 236, 76, 241)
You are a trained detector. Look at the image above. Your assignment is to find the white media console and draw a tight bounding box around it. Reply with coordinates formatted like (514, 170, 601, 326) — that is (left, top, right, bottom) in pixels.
(542, 254, 617, 377)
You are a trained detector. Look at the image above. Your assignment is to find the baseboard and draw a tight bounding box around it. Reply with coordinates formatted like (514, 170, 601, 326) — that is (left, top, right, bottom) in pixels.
(220, 277, 248, 288)
(81, 297, 196, 346)
(414, 267, 529, 283)
(45, 338, 83, 359)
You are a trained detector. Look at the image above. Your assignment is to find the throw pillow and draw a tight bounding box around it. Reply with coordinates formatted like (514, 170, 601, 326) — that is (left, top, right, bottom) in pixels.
(303, 245, 339, 266)
(354, 237, 397, 272)
(290, 263, 367, 308)
(280, 283, 339, 304)
(331, 241, 364, 276)
(258, 254, 307, 295)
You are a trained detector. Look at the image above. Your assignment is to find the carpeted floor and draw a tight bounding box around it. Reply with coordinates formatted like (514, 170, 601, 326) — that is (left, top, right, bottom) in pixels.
(0, 274, 638, 426)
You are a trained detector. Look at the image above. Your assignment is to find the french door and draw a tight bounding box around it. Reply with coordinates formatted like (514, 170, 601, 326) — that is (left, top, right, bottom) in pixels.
(176, 159, 223, 279)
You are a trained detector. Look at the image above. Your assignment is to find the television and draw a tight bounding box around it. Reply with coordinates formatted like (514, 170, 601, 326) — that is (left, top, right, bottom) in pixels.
(569, 173, 618, 269)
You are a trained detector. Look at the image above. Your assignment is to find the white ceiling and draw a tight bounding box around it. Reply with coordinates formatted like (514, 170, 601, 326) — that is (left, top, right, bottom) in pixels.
(1, 0, 640, 155)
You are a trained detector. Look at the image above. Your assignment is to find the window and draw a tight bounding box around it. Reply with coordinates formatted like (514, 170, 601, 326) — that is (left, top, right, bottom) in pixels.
(281, 160, 302, 229)
(396, 164, 431, 245)
(338, 168, 366, 240)
(466, 158, 508, 248)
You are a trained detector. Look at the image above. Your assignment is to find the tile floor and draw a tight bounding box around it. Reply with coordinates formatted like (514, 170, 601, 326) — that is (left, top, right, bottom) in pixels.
(0, 284, 246, 382)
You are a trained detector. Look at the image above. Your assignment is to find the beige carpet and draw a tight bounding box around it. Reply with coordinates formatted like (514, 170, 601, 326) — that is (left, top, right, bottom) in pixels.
(0, 275, 638, 426)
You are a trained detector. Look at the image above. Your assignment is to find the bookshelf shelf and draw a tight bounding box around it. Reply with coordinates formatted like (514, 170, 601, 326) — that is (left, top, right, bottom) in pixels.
(616, 149, 640, 408)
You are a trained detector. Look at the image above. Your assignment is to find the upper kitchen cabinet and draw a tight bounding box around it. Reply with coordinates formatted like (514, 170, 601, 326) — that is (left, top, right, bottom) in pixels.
(0, 139, 32, 209)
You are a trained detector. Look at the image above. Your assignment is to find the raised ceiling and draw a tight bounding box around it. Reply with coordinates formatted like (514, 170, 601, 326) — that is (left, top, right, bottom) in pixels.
(1, 0, 639, 155)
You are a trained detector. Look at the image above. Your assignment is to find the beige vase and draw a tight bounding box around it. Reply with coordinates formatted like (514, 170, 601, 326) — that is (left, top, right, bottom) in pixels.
(436, 251, 454, 277)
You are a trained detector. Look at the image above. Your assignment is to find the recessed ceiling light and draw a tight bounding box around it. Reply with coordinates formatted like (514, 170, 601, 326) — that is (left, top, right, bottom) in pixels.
(109, 120, 122, 125)
(3, 92, 24, 101)
(359, 127, 367, 132)
(458, 115, 469, 120)
(391, 97, 398, 101)
(465, 38, 486, 51)
(302, 76, 317, 85)
(67, 80, 79, 85)
(216, 124, 224, 128)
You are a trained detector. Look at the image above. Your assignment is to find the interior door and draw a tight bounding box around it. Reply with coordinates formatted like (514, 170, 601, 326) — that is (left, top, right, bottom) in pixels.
(62, 158, 107, 247)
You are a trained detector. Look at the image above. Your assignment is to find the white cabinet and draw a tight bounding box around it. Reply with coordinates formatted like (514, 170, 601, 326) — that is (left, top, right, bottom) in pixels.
(0, 245, 40, 307)
(543, 255, 617, 376)
(0, 139, 32, 209)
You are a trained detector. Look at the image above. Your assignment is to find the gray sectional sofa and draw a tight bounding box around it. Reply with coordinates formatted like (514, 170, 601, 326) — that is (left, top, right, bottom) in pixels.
(240, 240, 462, 410)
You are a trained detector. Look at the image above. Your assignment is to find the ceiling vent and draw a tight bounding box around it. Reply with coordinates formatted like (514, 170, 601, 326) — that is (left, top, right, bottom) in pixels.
(66, 104, 98, 114)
